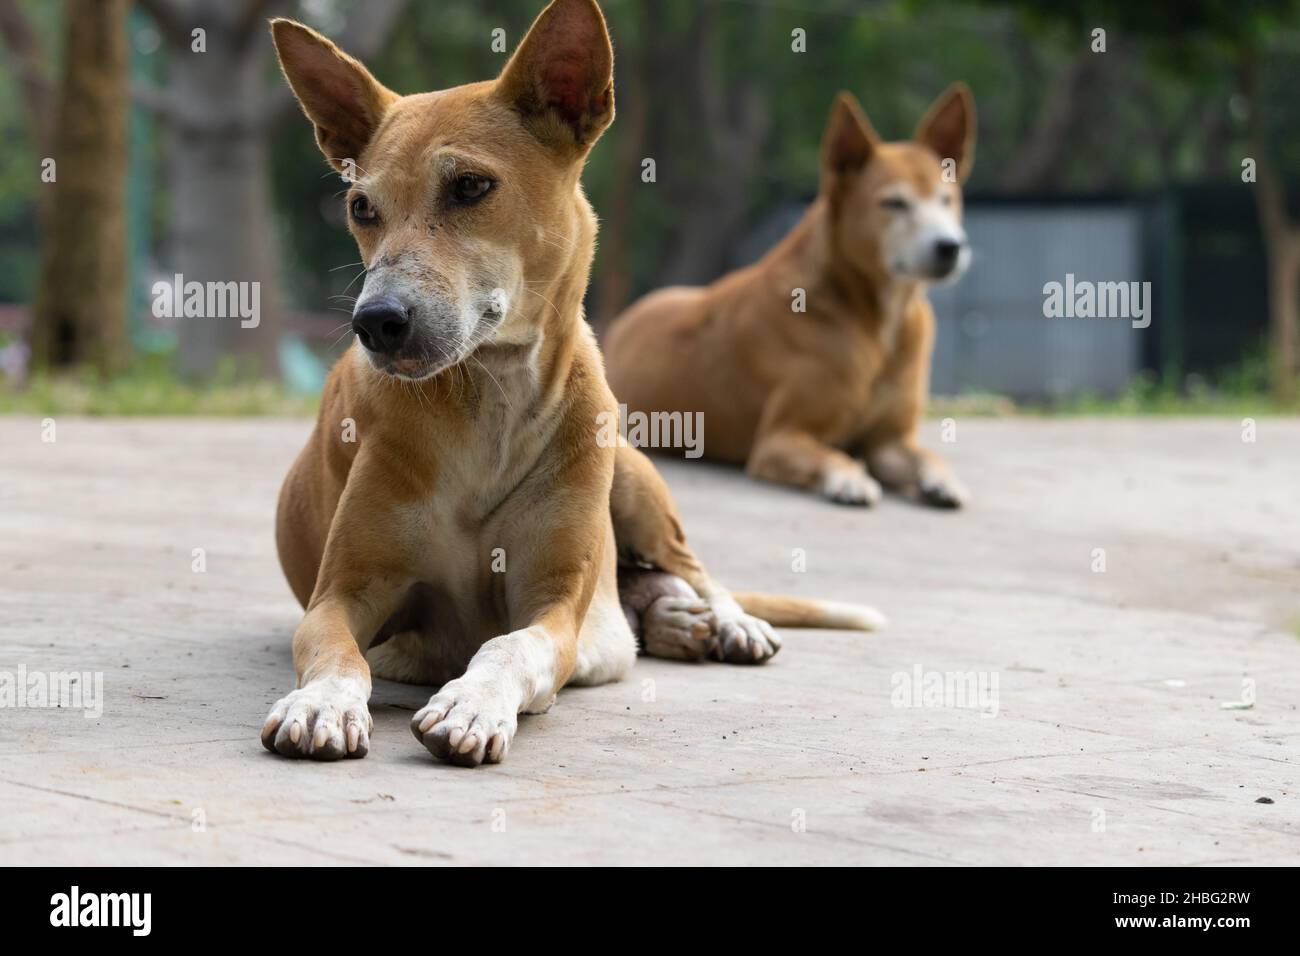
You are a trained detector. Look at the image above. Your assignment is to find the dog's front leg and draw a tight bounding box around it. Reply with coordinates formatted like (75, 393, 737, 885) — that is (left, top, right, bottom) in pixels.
(868, 437, 969, 508)
(749, 428, 882, 506)
(410, 470, 610, 767)
(262, 572, 408, 760)
(747, 388, 881, 505)
(409, 616, 576, 767)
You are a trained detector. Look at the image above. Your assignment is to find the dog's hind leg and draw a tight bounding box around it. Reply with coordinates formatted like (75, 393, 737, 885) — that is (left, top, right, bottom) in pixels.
(610, 441, 780, 663)
(619, 567, 718, 661)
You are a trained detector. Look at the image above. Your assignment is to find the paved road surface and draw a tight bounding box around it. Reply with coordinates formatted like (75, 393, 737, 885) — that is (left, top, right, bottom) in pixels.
(1, 416, 1296, 864)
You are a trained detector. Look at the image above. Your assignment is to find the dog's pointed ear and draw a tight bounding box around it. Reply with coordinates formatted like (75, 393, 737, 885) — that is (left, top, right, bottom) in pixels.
(495, 0, 615, 152)
(915, 82, 976, 183)
(821, 92, 879, 176)
(271, 18, 397, 172)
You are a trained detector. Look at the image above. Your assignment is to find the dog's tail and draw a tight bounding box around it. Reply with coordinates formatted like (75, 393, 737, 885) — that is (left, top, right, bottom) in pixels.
(731, 592, 886, 631)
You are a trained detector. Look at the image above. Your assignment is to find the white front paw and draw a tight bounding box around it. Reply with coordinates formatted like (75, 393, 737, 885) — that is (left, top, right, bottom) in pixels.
(262, 676, 372, 760)
(410, 679, 518, 767)
(919, 472, 969, 509)
(820, 464, 882, 506)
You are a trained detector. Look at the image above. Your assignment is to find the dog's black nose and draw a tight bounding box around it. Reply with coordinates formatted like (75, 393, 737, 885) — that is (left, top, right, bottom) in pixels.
(352, 298, 412, 354)
(934, 239, 962, 266)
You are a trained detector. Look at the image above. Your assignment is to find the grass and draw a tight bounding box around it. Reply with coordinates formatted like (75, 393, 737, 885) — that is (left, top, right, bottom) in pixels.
(1048, 356, 1300, 416)
(933, 353, 1300, 418)
(1, 352, 1296, 419)
(0, 357, 318, 417)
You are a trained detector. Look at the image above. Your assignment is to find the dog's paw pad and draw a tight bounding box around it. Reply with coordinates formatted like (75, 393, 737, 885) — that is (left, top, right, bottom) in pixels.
(820, 466, 882, 506)
(713, 613, 781, 664)
(262, 677, 372, 760)
(411, 682, 517, 767)
(641, 595, 716, 661)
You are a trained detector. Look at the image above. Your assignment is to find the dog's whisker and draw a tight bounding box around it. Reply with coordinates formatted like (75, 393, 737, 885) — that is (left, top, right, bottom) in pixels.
(339, 268, 368, 296)
(326, 320, 355, 348)
(470, 354, 513, 413)
(524, 287, 562, 321)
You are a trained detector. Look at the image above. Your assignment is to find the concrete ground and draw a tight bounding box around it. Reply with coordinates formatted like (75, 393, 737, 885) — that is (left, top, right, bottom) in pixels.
(1, 415, 1297, 865)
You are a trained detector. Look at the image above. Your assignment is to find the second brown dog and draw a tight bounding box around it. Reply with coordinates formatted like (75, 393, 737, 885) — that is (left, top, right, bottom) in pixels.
(605, 87, 976, 508)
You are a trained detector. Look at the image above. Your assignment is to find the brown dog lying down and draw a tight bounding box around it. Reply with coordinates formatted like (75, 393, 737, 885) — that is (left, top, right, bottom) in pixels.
(605, 87, 976, 509)
(261, 0, 883, 767)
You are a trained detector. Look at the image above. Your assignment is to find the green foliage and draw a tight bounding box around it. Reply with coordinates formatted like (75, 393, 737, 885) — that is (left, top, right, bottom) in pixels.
(1042, 349, 1300, 415)
(927, 348, 1300, 416)
(2, 0, 1299, 410)
(8, 351, 1286, 418)
(0, 354, 317, 416)
(989, 0, 1300, 48)
(0, 0, 60, 303)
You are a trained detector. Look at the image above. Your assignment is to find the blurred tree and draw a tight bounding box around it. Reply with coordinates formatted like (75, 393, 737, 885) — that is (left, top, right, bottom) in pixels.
(652, 2, 773, 288)
(997, 47, 1109, 193)
(1241, 44, 1300, 402)
(587, 0, 1038, 323)
(590, 0, 649, 325)
(986, 0, 1300, 397)
(28, 0, 130, 372)
(259, 0, 1300, 393)
(0, 1, 59, 306)
(0, 0, 53, 172)
(135, 0, 406, 378)
(269, 0, 1090, 330)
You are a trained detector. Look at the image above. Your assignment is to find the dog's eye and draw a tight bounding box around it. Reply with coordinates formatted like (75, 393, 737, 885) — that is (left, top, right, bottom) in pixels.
(452, 174, 494, 204)
(880, 197, 911, 212)
(350, 195, 378, 224)
(940, 193, 954, 207)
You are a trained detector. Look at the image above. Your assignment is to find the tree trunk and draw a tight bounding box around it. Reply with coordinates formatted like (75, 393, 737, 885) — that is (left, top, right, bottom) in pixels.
(164, 34, 284, 378)
(0, 0, 53, 158)
(591, 2, 647, 333)
(1241, 52, 1299, 401)
(31, 0, 130, 373)
(137, 0, 408, 379)
(1000, 53, 1101, 194)
(1267, 236, 1300, 402)
(655, 5, 770, 288)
